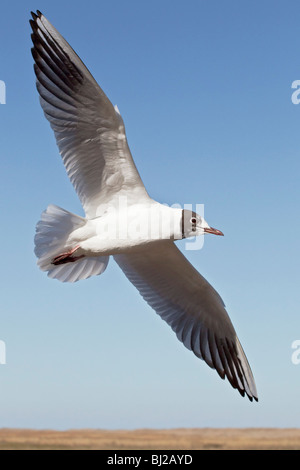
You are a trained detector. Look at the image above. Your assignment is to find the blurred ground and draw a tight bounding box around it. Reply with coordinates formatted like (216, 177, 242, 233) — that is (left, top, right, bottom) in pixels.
(0, 428, 299, 450)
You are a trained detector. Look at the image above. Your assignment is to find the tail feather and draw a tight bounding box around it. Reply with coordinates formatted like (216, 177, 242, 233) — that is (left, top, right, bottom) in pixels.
(47, 256, 108, 283)
(34, 204, 85, 260)
(34, 204, 109, 282)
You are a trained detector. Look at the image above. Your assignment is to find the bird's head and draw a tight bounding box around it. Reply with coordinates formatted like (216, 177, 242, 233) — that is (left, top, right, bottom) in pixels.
(181, 209, 224, 239)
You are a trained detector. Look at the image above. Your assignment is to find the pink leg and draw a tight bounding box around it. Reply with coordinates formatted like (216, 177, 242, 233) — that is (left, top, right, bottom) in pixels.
(52, 245, 84, 265)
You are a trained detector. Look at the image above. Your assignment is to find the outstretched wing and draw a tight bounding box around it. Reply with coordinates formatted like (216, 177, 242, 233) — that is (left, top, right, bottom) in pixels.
(114, 242, 258, 401)
(30, 11, 149, 218)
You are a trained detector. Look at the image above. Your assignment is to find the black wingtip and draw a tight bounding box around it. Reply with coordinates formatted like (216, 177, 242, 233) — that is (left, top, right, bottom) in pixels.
(30, 10, 43, 21)
(246, 393, 258, 403)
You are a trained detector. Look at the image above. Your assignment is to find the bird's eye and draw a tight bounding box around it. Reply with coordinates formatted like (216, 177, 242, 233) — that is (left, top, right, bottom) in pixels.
(190, 217, 197, 225)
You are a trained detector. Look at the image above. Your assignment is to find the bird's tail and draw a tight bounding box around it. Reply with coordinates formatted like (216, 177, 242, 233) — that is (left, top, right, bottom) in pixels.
(34, 204, 109, 282)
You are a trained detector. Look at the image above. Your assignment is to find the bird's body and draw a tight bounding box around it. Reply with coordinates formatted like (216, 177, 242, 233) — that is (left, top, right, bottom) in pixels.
(37, 202, 186, 270)
(30, 11, 258, 401)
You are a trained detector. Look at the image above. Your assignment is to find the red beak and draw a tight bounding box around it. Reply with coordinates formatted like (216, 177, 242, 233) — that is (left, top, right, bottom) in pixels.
(204, 227, 224, 236)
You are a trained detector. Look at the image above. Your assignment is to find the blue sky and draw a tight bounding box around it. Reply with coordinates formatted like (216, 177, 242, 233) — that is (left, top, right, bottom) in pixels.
(0, 0, 300, 429)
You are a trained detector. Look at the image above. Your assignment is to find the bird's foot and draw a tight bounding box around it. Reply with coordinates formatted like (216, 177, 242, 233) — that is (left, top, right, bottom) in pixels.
(52, 245, 84, 265)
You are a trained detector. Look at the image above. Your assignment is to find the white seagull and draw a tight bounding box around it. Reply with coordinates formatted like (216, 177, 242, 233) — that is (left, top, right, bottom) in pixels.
(30, 11, 258, 401)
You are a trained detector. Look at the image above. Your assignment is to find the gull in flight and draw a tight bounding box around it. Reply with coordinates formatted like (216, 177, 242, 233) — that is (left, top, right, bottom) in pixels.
(30, 11, 258, 401)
